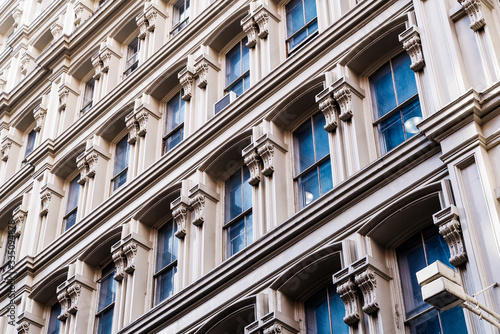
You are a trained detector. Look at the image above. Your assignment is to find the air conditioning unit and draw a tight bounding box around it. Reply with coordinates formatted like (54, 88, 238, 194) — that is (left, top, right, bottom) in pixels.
(214, 91, 238, 114)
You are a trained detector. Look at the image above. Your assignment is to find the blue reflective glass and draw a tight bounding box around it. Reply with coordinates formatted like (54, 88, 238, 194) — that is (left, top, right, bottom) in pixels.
(423, 226, 452, 268)
(370, 62, 397, 117)
(66, 175, 80, 214)
(392, 52, 418, 104)
(307, 19, 318, 35)
(229, 78, 244, 96)
(47, 303, 61, 334)
(299, 168, 320, 208)
(289, 29, 308, 50)
(113, 136, 129, 175)
(164, 129, 182, 154)
(305, 287, 330, 334)
(97, 307, 113, 334)
(328, 285, 349, 334)
(294, 119, 315, 173)
(113, 170, 127, 191)
(380, 111, 405, 152)
(319, 159, 333, 195)
(440, 306, 468, 334)
(65, 211, 77, 230)
(228, 217, 245, 257)
(157, 221, 176, 269)
(402, 99, 422, 139)
(407, 309, 441, 334)
(225, 168, 243, 222)
(313, 112, 329, 159)
(245, 212, 253, 245)
(226, 43, 242, 85)
(156, 266, 176, 303)
(304, 0, 317, 23)
(25, 129, 37, 157)
(286, 0, 305, 37)
(243, 166, 252, 211)
(242, 37, 249, 73)
(98, 267, 116, 312)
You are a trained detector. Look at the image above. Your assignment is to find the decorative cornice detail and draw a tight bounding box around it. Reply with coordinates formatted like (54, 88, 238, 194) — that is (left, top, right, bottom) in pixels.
(179, 67, 195, 101)
(33, 105, 46, 132)
(354, 269, 379, 314)
(433, 205, 468, 266)
(16, 321, 30, 334)
(145, 7, 158, 32)
(91, 53, 102, 79)
(136, 109, 149, 136)
(57, 290, 69, 321)
(39, 191, 52, 216)
(241, 16, 258, 48)
(20, 52, 35, 76)
(12, 205, 27, 238)
(458, 0, 486, 31)
(244, 150, 262, 186)
(399, 26, 425, 72)
(76, 153, 88, 185)
(172, 200, 189, 238)
(1, 138, 12, 161)
(333, 86, 353, 122)
(195, 62, 209, 89)
(111, 232, 152, 278)
(123, 242, 138, 274)
(50, 22, 63, 40)
(254, 11, 270, 39)
(336, 278, 360, 325)
(257, 144, 275, 177)
(112, 247, 125, 281)
(190, 194, 206, 227)
(125, 112, 139, 144)
(66, 284, 81, 314)
(316, 91, 338, 132)
(136, 13, 148, 40)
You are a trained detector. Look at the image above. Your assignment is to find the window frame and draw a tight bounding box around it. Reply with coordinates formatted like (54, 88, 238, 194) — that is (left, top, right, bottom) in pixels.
(154, 218, 178, 305)
(81, 76, 95, 114)
(162, 89, 185, 154)
(95, 261, 117, 334)
(124, 36, 140, 77)
(171, 0, 190, 36)
(46, 300, 62, 334)
(224, 36, 250, 96)
(285, 0, 319, 56)
(63, 173, 81, 231)
(24, 127, 37, 158)
(111, 134, 130, 192)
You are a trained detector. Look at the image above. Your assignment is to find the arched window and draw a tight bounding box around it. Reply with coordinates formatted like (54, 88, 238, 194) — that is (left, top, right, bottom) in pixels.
(47, 302, 61, 334)
(155, 218, 178, 304)
(225, 37, 250, 96)
(163, 90, 185, 154)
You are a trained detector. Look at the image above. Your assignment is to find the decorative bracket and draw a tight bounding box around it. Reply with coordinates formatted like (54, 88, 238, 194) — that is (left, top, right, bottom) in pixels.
(57, 289, 69, 321)
(112, 246, 125, 281)
(243, 149, 262, 186)
(171, 197, 189, 238)
(125, 112, 139, 144)
(33, 105, 47, 132)
(336, 278, 360, 325)
(458, 0, 486, 31)
(399, 26, 425, 72)
(12, 206, 27, 238)
(241, 16, 258, 48)
(190, 194, 206, 227)
(179, 67, 195, 101)
(433, 205, 468, 266)
(315, 89, 338, 132)
(333, 86, 353, 122)
(354, 269, 379, 314)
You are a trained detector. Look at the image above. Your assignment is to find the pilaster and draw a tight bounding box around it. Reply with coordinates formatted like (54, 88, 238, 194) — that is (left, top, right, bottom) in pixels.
(193, 53, 220, 123)
(245, 311, 299, 334)
(38, 183, 64, 250)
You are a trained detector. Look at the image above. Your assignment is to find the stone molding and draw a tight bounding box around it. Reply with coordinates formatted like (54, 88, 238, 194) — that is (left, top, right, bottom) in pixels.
(33, 105, 47, 132)
(1, 135, 22, 162)
(246, 311, 299, 334)
(111, 232, 152, 280)
(12, 205, 27, 238)
(75, 144, 110, 184)
(171, 196, 190, 238)
(194, 54, 220, 89)
(16, 312, 44, 334)
(399, 26, 425, 72)
(188, 183, 220, 227)
(243, 149, 262, 186)
(178, 66, 196, 101)
(39, 183, 64, 216)
(433, 205, 468, 266)
(56, 274, 96, 320)
(458, 0, 486, 31)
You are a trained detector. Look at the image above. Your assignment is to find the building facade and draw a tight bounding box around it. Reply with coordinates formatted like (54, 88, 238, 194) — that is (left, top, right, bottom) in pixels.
(0, 0, 500, 333)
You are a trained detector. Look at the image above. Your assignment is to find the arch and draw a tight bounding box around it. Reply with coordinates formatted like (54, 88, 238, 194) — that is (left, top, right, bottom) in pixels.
(10, 98, 43, 132)
(202, 5, 249, 53)
(79, 226, 122, 266)
(359, 180, 450, 247)
(69, 44, 101, 81)
(194, 295, 257, 334)
(0, 194, 23, 230)
(146, 57, 186, 101)
(265, 74, 325, 130)
(111, 5, 143, 44)
(0, 15, 14, 35)
(32, 28, 53, 55)
(198, 129, 252, 180)
(271, 242, 343, 301)
(133, 182, 182, 226)
(29, 266, 68, 304)
(52, 142, 86, 179)
(96, 101, 135, 142)
(339, 13, 408, 75)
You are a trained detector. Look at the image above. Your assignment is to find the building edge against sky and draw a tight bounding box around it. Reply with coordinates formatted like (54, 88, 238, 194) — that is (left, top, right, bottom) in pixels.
(0, 0, 500, 333)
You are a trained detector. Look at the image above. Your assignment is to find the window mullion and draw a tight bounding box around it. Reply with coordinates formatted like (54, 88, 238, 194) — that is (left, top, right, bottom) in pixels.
(390, 60, 399, 106)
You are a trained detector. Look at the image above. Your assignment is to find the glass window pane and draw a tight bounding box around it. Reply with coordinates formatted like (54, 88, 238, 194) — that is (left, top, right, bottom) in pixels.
(47, 303, 61, 334)
(294, 119, 315, 173)
(312, 112, 329, 160)
(113, 136, 129, 176)
(288, 28, 308, 50)
(305, 288, 330, 334)
(407, 309, 441, 334)
(229, 78, 244, 96)
(402, 98, 422, 139)
(318, 159, 333, 196)
(227, 217, 245, 257)
(164, 129, 182, 153)
(242, 37, 249, 73)
(97, 307, 113, 334)
(392, 52, 418, 104)
(65, 211, 77, 231)
(307, 19, 318, 36)
(113, 170, 127, 191)
(243, 73, 250, 93)
(370, 62, 397, 117)
(225, 168, 243, 222)
(245, 212, 253, 245)
(226, 43, 242, 85)
(299, 168, 320, 208)
(423, 226, 452, 268)
(25, 129, 37, 157)
(397, 232, 429, 318)
(166, 94, 181, 133)
(304, 0, 317, 23)
(156, 266, 176, 304)
(243, 166, 252, 211)
(328, 285, 349, 334)
(380, 112, 404, 152)
(98, 272, 116, 312)
(440, 306, 468, 334)
(286, 0, 305, 37)
(66, 175, 80, 214)
(157, 221, 175, 270)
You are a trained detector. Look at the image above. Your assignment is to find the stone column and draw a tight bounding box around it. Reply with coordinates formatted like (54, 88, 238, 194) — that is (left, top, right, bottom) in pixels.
(92, 39, 121, 98)
(0, 135, 22, 182)
(193, 52, 220, 124)
(57, 73, 80, 132)
(38, 183, 64, 251)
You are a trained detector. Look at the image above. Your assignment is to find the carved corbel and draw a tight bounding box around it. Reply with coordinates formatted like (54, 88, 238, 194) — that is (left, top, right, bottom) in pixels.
(178, 67, 195, 101)
(16, 321, 30, 334)
(85, 152, 100, 178)
(100, 51, 112, 73)
(433, 205, 467, 266)
(244, 150, 262, 186)
(50, 22, 63, 40)
(40, 191, 52, 216)
(316, 90, 338, 132)
(123, 242, 138, 274)
(254, 11, 270, 39)
(172, 201, 189, 238)
(257, 144, 275, 177)
(190, 194, 206, 226)
(66, 284, 81, 314)
(0, 77, 6, 91)
(399, 27, 425, 72)
(458, 0, 486, 31)
(354, 269, 379, 314)
(12, 206, 27, 238)
(135, 109, 149, 136)
(74, 4, 84, 27)
(76, 153, 88, 185)
(125, 112, 139, 144)
(58, 89, 70, 111)
(136, 13, 148, 40)
(241, 16, 258, 48)
(195, 62, 209, 89)
(20, 53, 35, 76)
(112, 247, 126, 281)
(91, 53, 102, 80)
(12, 7, 22, 29)
(57, 291, 69, 321)
(1, 139, 12, 161)
(336, 278, 360, 325)
(145, 7, 158, 32)
(33, 105, 47, 132)
(333, 86, 353, 121)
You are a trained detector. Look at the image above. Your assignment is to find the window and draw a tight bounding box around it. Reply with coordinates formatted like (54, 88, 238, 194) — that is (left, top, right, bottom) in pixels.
(155, 219, 178, 304)
(25, 129, 37, 157)
(172, 0, 190, 35)
(163, 90, 185, 154)
(124, 37, 140, 76)
(305, 283, 349, 334)
(81, 77, 95, 114)
(224, 166, 253, 258)
(47, 302, 61, 334)
(369, 52, 422, 153)
(96, 262, 116, 334)
(293, 112, 332, 209)
(286, 0, 318, 54)
(225, 37, 250, 96)
(112, 135, 129, 191)
(396, 225, 467, 334)
(64, 174, 80, 230)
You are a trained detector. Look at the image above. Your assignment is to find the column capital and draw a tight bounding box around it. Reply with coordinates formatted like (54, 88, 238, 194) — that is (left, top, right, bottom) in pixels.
(241, 15, 258, 48)
(330, 77, 365, 122)
(39, 183, 64, 216)
(178, 66, 196, 101)
(33, 105, 47, 132)
(254, 133, 288, 178)
(188, 183, 220, 227)
(136, 13, 149, 40)
(243, 146, 262, 186)
(125, 112, 139, 144)
(111, 232, 152, 279)
(12, 205, 27, 238)
(458, 0, 486, 31)
(315, 88, 338, 132)
(194, 54, 221, 89)
(433, 205, 468, 266)
(171, 196, 190, 238)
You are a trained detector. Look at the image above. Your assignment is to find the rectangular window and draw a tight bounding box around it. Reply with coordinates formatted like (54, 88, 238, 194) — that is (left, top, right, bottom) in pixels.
(224, 166, 253, 258)
(293, 112, 332, 208)
(163, 90, 185, 154)
(172, 0, 190, 35)
(64, 174, 80, 230)
(112, 135, 129, 191)
(225, 37, 250, 96)
(25, 129, 37, 157)
(396, 226, 467, 333)
(124, 37, 140, 77)
(286, 0, 318, 54)
(370, 52, 422, 153)
(47, 302, 61, 334)
(81, 78, 95, 114)
(96, 262, 116, 334)
(155, 220, 178, 304)
(305, 284, 349, 334)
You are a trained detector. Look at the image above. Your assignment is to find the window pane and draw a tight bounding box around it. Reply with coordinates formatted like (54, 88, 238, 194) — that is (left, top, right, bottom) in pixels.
(65, 211, 77, 230)
(286, 0, 305, 37)
(166, 94, 181, 133)
(245, 212, 253, 245)
(164, 129, 182, 153)
(66, 175, 80, 214)
(242, 37, 249, 73)
(113, 136, 129, 176)
(225, 168, 243, 222)
(304, 0, 317, 23)
(402, 98, 422, 139)
(397, 232, 429, 318)
(298, 168, 320, 208)
(305, 288, 330, 334)
(226, 42, 242, 85)
(318, 159, 333, 196)
(328, 285, 349, 334)
(157, 221, 175, 269)
(97, 307, 113, 334)
(407, 309, 441, 334)
(423, 226, 452, 268)
(392, 52, 418, 104)
(243, 72, 250, 93)
(294, 119, 315, 173)
(113, 170, 127, 191)
(307, 19, 318, 36)
(243, 166, 252, 211)
(440, 306, 468, 334)
(98, 271, 116, 312)
(25, 129, 37, 157)
(288, 28, 308, 50)
(380, 112, 404, 152)
(227, 217, 245, 257)
(313, 112, 329, 160)
(156, 266, 176, 303)
(229, 78, 244, 96)
(47, 303, 61, 334)
(370, 62, 397, 117)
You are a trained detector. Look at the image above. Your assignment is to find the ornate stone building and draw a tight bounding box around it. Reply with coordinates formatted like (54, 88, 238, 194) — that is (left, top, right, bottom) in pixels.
(0, 0, 499, 333)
